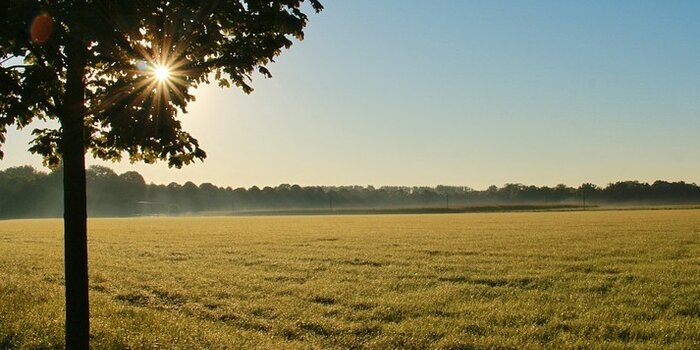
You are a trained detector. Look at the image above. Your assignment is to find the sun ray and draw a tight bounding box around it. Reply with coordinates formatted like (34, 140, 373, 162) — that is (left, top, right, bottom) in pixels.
(154, 65, 170, 81)
(86, 16, 201, 128)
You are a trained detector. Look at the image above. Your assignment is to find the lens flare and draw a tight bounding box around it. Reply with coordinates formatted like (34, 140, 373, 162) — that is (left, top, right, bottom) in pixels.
(30, 13, 54, 45)
(154, 65, 170, 81)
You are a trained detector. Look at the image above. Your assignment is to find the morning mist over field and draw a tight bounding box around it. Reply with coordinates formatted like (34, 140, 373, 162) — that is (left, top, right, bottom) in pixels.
(2, 0, 699, 189)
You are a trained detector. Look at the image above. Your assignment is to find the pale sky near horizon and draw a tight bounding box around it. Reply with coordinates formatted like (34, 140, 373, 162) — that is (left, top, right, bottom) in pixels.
(2, 0, 699, 190)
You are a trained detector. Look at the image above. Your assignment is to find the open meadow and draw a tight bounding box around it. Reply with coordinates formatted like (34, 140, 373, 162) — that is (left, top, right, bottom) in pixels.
(1, 210, 699, 349)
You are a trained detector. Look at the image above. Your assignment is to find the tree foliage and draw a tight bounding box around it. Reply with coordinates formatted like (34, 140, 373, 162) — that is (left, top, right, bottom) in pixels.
(1, 2, 323, 347)
(0, 0, 323, 166)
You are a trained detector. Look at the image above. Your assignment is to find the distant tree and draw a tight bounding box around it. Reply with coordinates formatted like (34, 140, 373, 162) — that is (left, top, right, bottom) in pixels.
(86, 165, 120, 215)
(199, 182, 220, 211)
(578, 183, 598, 209)
(118, 171, 147, 214)
(182, 181, 201, 212)
(553, 184, 574, 201)
(0, 1, 322, 347)
(0, 166, 46, 217)
(248, 185, 262, 208)
(5, 163, 700, 216)
(119, 171, 146, 190)
(232, 187, 248, 210)
(2, 164, 45, 180)
(166, 182, 182, 204)
(499, 183, 525, 201)
(604, 181, 651, 201)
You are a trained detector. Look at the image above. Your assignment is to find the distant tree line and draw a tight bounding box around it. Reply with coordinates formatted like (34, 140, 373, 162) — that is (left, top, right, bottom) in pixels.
(1, 165, 700, 218)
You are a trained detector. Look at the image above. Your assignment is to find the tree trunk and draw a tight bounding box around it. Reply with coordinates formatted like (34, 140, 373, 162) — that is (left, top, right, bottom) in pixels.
(62, 39, 89, 350)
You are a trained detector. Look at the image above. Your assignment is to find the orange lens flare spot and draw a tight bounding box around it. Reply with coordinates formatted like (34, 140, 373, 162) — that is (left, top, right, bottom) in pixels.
(30, 13, 54, 45)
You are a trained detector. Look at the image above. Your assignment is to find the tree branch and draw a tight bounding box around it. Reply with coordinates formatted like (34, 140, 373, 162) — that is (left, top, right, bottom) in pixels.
(41, 99, 59, 116)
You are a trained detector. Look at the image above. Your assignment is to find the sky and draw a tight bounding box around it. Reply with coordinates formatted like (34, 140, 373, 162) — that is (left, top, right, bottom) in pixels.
(2, 0, 700, 189)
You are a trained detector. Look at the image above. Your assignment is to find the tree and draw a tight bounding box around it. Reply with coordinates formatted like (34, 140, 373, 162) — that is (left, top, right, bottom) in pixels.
(86, 165, 120, 215)
(118, 170, 147, 213)
(0, 1, 322, 348)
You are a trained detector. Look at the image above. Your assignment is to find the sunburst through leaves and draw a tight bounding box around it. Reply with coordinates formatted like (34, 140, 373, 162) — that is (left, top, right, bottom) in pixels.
(154, 65, 170, 82)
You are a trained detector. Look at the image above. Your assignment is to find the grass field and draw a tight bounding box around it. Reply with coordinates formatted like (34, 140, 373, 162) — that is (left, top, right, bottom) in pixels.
(1, 210, 699, 349)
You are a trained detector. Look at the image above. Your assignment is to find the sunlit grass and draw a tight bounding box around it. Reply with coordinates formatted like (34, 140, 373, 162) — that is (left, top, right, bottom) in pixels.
(1, 210, 699, 349)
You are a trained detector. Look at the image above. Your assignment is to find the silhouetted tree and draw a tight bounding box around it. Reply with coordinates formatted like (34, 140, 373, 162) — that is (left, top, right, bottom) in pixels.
(86, 165, 120, 215)
(0, 1, 323, 347)
(604, 181, 651, 201)
(117, 171, 147, 215)
(4, 164, 700, 217)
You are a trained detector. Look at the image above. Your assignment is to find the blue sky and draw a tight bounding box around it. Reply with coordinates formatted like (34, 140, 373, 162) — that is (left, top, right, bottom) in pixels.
(2, 0, 699, 189)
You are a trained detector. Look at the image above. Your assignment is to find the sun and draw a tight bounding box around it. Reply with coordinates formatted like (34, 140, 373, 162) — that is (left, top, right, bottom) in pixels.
(154, 65, 171, 81)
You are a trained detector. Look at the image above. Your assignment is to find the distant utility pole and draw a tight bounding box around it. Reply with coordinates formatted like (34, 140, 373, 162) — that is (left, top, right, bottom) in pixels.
(446, 193, 449, 210)
(582, 186, 586, 211)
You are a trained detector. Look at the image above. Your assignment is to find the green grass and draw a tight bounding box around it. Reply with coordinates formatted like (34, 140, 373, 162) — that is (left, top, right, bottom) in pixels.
(1, 210, 699, 349)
